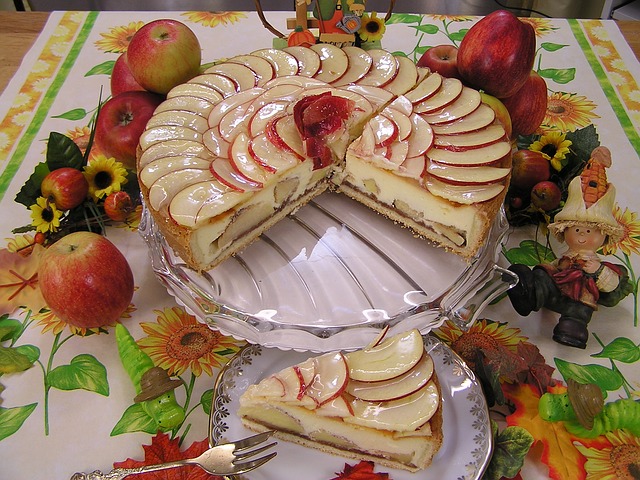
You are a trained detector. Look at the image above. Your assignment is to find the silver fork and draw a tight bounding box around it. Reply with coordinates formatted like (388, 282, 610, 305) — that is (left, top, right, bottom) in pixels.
(69, 431, 277, 479)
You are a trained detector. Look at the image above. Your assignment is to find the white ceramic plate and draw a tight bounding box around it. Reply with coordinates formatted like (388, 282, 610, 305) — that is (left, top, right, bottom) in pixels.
(141, 193, 517, 351)
(209, 336, 492, 480)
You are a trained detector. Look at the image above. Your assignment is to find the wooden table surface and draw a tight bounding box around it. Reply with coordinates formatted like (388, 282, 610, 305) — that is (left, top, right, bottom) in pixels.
(0, 11, 639, 94)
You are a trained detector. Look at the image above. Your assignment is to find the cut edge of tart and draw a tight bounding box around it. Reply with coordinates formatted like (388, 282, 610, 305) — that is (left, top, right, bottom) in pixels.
(237, 329, 444, 472)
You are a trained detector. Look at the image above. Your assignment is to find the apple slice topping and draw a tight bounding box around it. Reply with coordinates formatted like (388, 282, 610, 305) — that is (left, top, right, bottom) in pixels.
(207, 87, 265, 129)
(356, 49, 398, 87)
(140, 154, 212, 187)
(228, 132, 271, 186)
(434, 124, 506, 151)
(342, 84, 395, 109)
(345, 329, 424, 382)
(305, 352, 349, 406)
(381, 107, 412, 141)
(210, 157, 263, 192)
(148, 168, 214, 211)
(428, 140, 511, 166)
(227, 54, 275, 86)
(332, 46, 373, 86)
(407, 113, 435, 158)
(169, 179, 245, 227)
(190, 73, 239, 97)
(139, 125, 202, 150)
(154, 96, 215, 118)
(316, 395, 354, 418)
(251, 48, 300, 77)
(397, 155, 427, 180)
(167, 83, 223, 104)
(311, 43, 349, 84)
(202, 128, 231, 158)
(248, 102, 288, 137)
(425, 176, 506, 204)
(404, 72, 443, 104)
(138, 139, 206, 167)
(427, 162, 510, 185)
(249, 135, 299, 173)
(384, 55, 419, 96)
(217, 100, 253, 141)
(203, 62, 258, 91)
(430, 103, 496, 135)
(145, 109, 209, 132)
(268, 115, 306, 158)
(370, 114, 398, 148)
(421, 87, 482, 125)
(346, 354, 434, 402)
(283, 45, 322, 77)
(414, 76, 464, 114)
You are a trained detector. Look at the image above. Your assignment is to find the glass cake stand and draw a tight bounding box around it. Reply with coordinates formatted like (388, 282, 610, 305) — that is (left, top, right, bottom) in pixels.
(139, 192, 518, 351)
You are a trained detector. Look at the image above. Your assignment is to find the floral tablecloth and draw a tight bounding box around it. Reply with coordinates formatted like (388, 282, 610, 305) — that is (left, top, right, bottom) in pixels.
(1, 10, 639, 480)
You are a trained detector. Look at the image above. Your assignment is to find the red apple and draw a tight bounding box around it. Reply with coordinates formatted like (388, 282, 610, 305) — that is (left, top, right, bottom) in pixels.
(40, 167, 89, 210)
(94, 91, 164, 169)
(480, 92, 513, 139)
(104, 191, 134, 221)
(457, 10, 536, 98)
(417, 44, 460, 79)
(127, 19, 202, 95)
(501, 70, 548, 137)
(110, 52, 146, 96)
(511, 149, 551, 191)
(531, 180, 562, 211)
(38, 232, 134, 328)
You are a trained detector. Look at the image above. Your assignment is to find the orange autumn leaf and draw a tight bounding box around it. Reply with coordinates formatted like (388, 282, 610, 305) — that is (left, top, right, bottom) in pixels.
(330, 461, 390, 480)
(504, 383, 586, 480)
(0, 245, 46, 314)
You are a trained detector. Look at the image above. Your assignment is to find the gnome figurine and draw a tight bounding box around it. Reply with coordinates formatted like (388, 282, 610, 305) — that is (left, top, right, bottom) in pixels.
(507, 146, 632, 349)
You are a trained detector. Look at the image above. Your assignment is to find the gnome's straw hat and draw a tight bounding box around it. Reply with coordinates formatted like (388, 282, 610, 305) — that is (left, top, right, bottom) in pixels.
(548, 147, 623, 247)
(134, 366, 183, 403)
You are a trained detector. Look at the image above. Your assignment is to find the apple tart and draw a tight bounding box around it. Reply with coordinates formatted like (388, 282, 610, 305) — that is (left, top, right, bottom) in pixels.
(137, 45, 512, 271)
(237, 329, 443, 472)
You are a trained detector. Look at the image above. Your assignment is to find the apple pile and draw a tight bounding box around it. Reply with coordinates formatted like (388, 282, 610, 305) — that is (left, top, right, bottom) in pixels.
(247, 329, 440, 431)
(418, 10, 547, 138)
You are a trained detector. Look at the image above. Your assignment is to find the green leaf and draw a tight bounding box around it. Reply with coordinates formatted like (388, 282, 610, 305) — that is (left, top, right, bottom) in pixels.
(15, 344, 40, 363)
(85, 60, 115, 77)
(0, 317, 23, 342)
(484, 423, 534, 480)
(14, 161, 50, 208)
(449, 29, 468, 42)
(540, 42, 568, 52)
(386, 13, 423, 24)
(411, 24, 440, 34)
(46, 132, 85, 170)
(592, 337, 640, 363)
(111, 403, 158, 435)
(538, 67, 576, 84)
(503, 240, 556, 266)
(415, 45, 429, 56)
(565, 124, 600, 162)
(0, 404, 37, 441)
(0, 345, 34, 373)
(555, 358, 624, 393)
(51, 108, 89, 121)
(201, 389, 213, 415)
(47, 354, 109, 395)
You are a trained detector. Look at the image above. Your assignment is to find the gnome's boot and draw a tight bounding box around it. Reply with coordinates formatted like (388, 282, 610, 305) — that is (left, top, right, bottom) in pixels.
(507, 264, 540, 316)
(552, 302, 594, 349)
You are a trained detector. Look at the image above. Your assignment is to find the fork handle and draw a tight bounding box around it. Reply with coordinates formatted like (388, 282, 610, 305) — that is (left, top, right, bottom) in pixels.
(70, 460, 190, 480)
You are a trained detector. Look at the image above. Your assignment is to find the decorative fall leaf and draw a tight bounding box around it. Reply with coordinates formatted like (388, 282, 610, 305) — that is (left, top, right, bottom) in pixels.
(504, 383, 586, 480)
(113, 433, 224, 480)
(0, 246, 46, 314)
(330, 461, 390, 480)
(516, 342, 556, 395)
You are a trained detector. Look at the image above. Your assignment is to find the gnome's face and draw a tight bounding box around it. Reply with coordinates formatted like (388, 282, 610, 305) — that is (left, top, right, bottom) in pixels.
(564, 224, 607, 254)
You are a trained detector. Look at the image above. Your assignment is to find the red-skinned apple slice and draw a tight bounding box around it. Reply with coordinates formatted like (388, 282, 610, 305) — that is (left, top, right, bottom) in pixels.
(167, 83, 224, 103)
(249, 135, 299, 173)
(404, 72, 443, 104)
(248, 102, 288, 137)
(283, 45, 322, 77)
(251, 48, 300, 77)
(370, 114, 399, 147)
(227, 54, 275, 86)
(203, 128, 231, 158)
(430, 103, 496, 135)
(414, 76, 464, 114)
(209, 157, 262, 192)
(148, 168, 214, 211)
(257, 83, 305, 104)
(342, 84, 394, 109)
(421, 87, 482, 125)
(139, 124, 202, 150)
(204, 62, 258, 90)
(357, 49, 398, 87)
(427, 162, 510, 185)
(428, 141, 511, 166)
(332, 46, 373, 86)
(397, 155, 427, 179)
(305, 352, 349, 406)
(345, 380, 440, 432)
(208, 87, 265, 129)
(138, 139, 206, 167)
(154, 96, 215, 117)
(425, 176, 505, 204)
(381, 107, 412, 141)
(140, 154, 212, 186)
(169, 179, 245, 228)
(228, 132, 270, 186)
(190, 73, 239, 97)
(263, 75, 328, 90)
(378, 141, 409, 168)
(316, 395, 354, 417)
(407, 113, 434, 158)
(145, 109, 209, 132)
(346, 354, 434, 402)
(434, 124, 506, 150)
(311, 43, 349, 84)
(345, 329, 424, 382)
(218, 100, 253, 141)
(271, 115, 306, 157)
(384, 55, 419, 95)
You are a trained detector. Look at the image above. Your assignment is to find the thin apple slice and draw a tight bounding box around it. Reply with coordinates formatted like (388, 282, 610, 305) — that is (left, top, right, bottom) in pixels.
(381, 106, 412, 141)
(148, 168, 214, 211)
(263, 75, 329, 90)
(407, 113, 434, 158)
(167, 83, 224, 104)
(249, 102, 288, 137)
(311, 43, 349, 84)
(140, 154, 212, 187)
(138, 139, 206, 167)
(227, 54, 275, 86)
(210, 157, 263, 192)
(397, 155, 427, 180)
(386, 95, 413, 117)
(271, 115, 306, 158)
(257, 83, 305, 104)
(218, 100, 253, 141)
(425, 176, 505, 204)
(428, 141, 511, 166)
(346, 354, 434, 402)
(384, 55, 419, 96)
(207, 87, 265, 129)
(434, 124, 506, 150)
(342, 84, 394, 109)
(427, 162, 510, 185)
(404, 72, 443, 104)
(139, 125, 202, 150)
(345, 380, 440, 432)
(316, 395, 354, 417)
(357, 49, 398, 87)
(370, 113, 399, 147)
(332, 46, 373, 86)
(305, 352, 349, 406)
(284, 45, 322, 77)
(154, 96, 215, 117)
(414, 77, 464, 114)
(204, 62, 257, 90)
(249, 134, 299, 173)
(203, 128, 231, 158)
(431, 103, 496, 135)
(345, 329, 424, 382)
(376, 141, 409, 169)
(228, 132, 271, 186)
(421, 87, 482, 124)
(190, 73, 239, 97)
(145, 109, 209, 132)
(251, 48, 300, 77)
(169, 179, 245, 227)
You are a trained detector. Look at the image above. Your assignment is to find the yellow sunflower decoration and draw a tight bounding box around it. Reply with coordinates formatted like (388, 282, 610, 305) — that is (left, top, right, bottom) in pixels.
(529, 131, 573, 171)
(83, 155, 128, 202)
(358, 11, 386, 43)
(30, 197, 62, 234)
